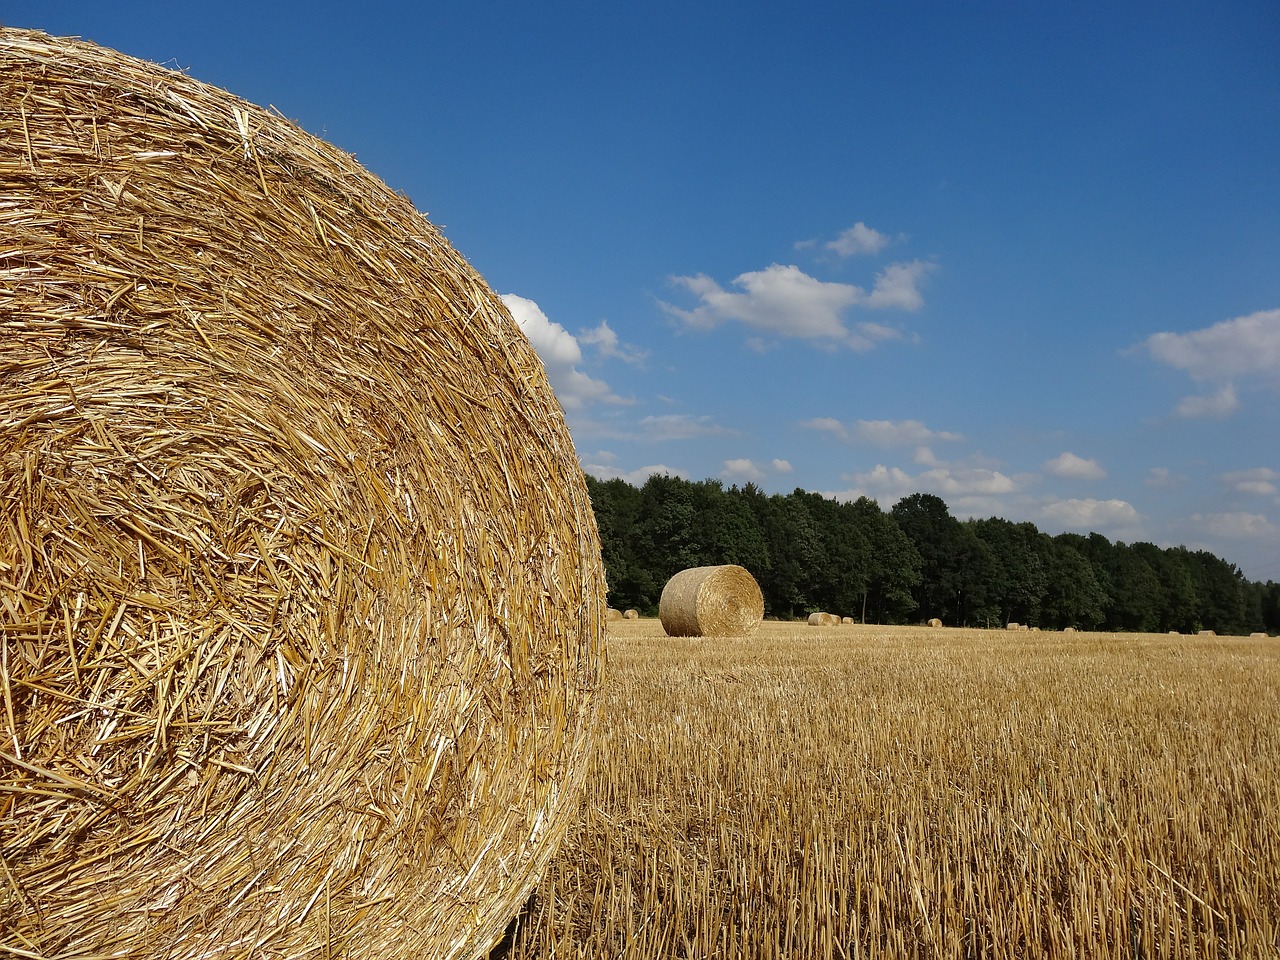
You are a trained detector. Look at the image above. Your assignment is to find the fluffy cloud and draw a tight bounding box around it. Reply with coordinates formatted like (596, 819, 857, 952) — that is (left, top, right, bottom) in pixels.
(825, 222, 890, 257)
(721, 457, 793, 483)
(581, 461, 686, 485)
(637, 414, 737, 441)
(1043, 452, 1106, 480)
(846, 462, 1020, 503)
(661, 261, 927, 350)
(1140, 308, 1280, 416)
(866, 260, 935, 310)
(1142, 308, 1280, 381)
(1188, 511, 1274, 540)
(1220, 468, 1279, 497)
(1040, 498, 1140, 530)
(802, 417, 964, 446)
(578, 319, 648, 366)
(721, 458, 766, 483)
(1175, 384, 1239, 419)
(501, 294, 629, 411)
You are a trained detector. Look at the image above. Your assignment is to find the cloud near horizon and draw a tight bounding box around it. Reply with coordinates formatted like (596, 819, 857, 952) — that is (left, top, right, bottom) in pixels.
(1140, 308, 1280, 417)
(660, 259, 933, 350)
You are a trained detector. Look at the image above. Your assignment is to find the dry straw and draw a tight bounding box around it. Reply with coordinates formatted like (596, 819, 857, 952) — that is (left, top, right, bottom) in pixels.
(659, 565, 763, 637)
(0, 29, 605, 960)
(807, 612, 841, 627)
(927, 618, 942, 628)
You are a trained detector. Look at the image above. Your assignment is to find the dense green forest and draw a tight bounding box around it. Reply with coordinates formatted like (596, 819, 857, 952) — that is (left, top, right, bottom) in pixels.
(586, 474, 1280, 635)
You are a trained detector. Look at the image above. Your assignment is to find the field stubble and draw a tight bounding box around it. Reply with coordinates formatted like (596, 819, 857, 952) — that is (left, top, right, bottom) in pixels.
(499, 621, 1279, 959)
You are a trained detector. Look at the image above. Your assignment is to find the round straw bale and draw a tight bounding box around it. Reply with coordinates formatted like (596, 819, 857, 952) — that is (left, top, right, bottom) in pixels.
(1198, 629, 1216, 636)
(927, 617, 943, 628)
(1063, 626, 1077, 633)
(624, 608, 640, 619)
(841, 616, 854, 624)
(807, 612, 840, 627)
(1006, 622, 1020, 631)
(1250, 632, 1268, 638)
(659, 565, 763, 637)
(607, 607, 625, 620)
(0, 30, 605, 960)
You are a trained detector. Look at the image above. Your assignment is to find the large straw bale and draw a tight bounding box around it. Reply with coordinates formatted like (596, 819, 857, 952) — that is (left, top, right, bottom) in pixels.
(0, 29, 605, 960)
(807, 612, 840, 627)
(659, 565, 763, 637)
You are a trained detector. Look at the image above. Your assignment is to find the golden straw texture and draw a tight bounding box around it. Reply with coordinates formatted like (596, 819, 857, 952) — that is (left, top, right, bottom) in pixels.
(0, 29, 605, 960)
(658, 565, 764, 638)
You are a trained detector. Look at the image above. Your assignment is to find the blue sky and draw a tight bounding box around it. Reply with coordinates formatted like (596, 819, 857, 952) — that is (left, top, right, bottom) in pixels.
(8, 3, 1280, 580)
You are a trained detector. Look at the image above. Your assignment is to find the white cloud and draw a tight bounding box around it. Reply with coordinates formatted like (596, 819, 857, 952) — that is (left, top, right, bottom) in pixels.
(1140, 308, 1280, 416)
(1220, 468, 1279, 497)
(1189, 511, 1274, 540)
(660, 263, 917, 350)
(1040, 498, 1140, 530)
(771, 458, 793, 474)
(1175, 383, 1239, 418)
(578, 319, 648, 366)
(1142, 308, 1280, 381)
(801, 417, 963, 446)
(1043, 452, 1106, 480)
(848, 462, 1020, 501)
(582, 462, 686, 485)
(637, 414, 737, 441)
(1146, 467, 1178, 489)
(501, 294, 630, 411)
(866, 260, 935, 311)
(826, 222, 890, 257)
(721, 458, 766, 483)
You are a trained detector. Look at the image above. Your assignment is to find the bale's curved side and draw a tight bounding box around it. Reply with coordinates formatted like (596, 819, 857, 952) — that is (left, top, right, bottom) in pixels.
(928, 618, 943, 628)
(0, 29, 604, 960)
(659, 565, 763, 637)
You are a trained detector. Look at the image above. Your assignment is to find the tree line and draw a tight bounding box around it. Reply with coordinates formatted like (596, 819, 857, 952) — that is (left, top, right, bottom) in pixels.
(585, 474, 1280, 635)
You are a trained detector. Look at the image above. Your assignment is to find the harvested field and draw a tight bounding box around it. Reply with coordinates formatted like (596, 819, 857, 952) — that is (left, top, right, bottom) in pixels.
(501, 620, 1280, 959)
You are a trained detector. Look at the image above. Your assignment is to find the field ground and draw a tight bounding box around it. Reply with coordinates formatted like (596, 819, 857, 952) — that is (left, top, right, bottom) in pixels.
(497, 619, 1280, 959)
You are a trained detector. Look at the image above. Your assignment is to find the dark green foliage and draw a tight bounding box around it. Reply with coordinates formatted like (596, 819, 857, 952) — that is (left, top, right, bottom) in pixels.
(583, 474, 1270, 632)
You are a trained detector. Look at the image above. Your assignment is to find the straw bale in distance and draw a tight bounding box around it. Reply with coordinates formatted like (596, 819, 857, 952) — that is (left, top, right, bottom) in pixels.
(1199, 630, 1216, 636)
(0, 29, 605, 960)
(1252, 632, 1269, 638)
(807, 612, 840, 627)
(928, 618, 943, 628)
(659, 565, 764, 637)
(1007, 622, 1020, 631)
(841, 616, 854, 624)
(607, 607, 624, 621)
(624, 609, 640, 619)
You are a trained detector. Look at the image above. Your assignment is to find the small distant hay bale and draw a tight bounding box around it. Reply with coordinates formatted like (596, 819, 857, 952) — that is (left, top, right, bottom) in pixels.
(1063, 626, 1077, 633)
(1169, 631, 1181, 635)
(842, 616, 854, 624)
(1251, 632, 1268, 638)
(0, 29, 604, 960)
(607, 607, 625, 621)
(807, 612, 840, 627)
(624, 608, 640, 620)
(1006, 622, 1020, 631)
(659, 565, 763, 637)
(927, 618, 943, 628)
(1199, 629, 1217, 636)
